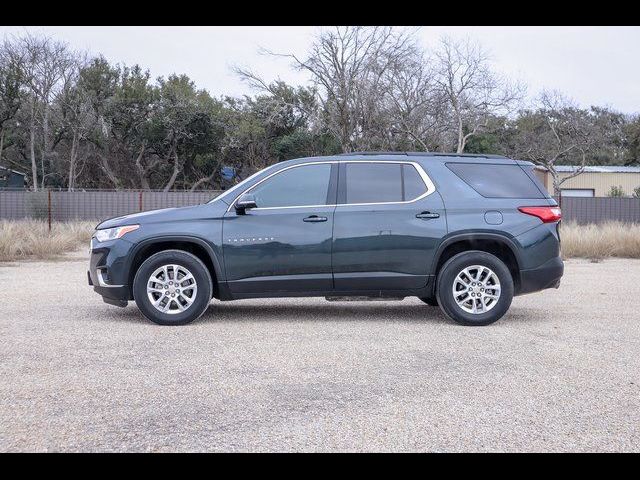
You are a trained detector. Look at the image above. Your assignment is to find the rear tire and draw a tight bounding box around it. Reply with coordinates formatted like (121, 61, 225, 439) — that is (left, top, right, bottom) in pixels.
(436, 250, 514, 326)
(133, 250, 212, 326)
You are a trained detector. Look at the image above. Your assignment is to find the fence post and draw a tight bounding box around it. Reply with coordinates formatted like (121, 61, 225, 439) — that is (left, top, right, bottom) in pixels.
(47, 189, 52, 232)
(139, 190, 143, 212)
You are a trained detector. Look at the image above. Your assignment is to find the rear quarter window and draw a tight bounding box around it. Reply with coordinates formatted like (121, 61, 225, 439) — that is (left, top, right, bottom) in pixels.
(446, 163, 546, 199)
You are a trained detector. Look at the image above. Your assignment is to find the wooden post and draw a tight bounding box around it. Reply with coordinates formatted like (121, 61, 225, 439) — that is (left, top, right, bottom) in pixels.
(139, 190, 143, 212)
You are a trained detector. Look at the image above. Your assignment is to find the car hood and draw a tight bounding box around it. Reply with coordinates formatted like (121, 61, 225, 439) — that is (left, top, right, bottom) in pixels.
(96, 202, 227, 230)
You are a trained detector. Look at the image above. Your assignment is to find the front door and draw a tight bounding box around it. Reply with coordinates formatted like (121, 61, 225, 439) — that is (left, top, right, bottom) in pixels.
(332, 161, 447, 291)
(223, 162, 337, 294)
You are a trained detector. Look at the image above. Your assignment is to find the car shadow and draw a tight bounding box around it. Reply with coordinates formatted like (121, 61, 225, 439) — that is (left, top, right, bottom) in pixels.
(197, 300, 450, 324)
(91, 300, 548, 326)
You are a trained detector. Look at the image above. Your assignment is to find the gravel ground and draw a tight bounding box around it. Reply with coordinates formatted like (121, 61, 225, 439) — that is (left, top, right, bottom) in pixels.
(1, 252, 639, 452)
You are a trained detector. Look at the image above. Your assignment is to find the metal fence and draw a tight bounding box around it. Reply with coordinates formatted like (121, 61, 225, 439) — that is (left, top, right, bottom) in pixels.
(1, 190, 639, 226)
(557, 196, 640, 224)
(0, 190, 222, 227)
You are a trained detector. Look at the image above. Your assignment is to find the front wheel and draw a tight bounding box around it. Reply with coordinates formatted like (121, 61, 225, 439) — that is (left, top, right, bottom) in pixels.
(418, 296, 439, 306)
(436, 251, 514, 326)
(133, 250, 212, 325)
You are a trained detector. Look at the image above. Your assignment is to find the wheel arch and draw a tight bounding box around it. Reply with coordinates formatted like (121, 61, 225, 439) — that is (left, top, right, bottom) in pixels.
(127, 236, 224, 299)
(430, 232, 522, 294)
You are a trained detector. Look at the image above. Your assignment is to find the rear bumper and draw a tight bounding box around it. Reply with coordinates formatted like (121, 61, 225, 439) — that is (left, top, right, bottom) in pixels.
(517, 256, 564, 295)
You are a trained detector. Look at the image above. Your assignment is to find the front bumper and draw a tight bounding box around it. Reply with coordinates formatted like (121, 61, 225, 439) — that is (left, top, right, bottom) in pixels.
(88, 237, 136, 307)
(517, 256, 564, 295)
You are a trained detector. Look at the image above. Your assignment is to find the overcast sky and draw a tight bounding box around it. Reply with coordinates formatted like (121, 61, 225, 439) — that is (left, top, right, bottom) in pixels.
(2, 26, 639, 113)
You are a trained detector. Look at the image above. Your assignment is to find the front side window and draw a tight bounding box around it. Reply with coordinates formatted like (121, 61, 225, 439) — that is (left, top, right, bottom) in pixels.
(345, 163, 427, 204)
(247, 163, 332, 208)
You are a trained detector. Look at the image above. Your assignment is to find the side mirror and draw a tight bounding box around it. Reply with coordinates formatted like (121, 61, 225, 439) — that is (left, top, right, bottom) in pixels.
(235, 193, 257, 214)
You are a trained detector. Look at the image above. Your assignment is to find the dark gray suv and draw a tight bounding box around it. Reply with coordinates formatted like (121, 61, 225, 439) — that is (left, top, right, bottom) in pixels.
(88, 152, 563, 326)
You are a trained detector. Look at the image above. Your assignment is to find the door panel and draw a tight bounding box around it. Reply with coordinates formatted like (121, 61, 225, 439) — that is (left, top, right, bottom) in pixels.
(332, 162, 447, 291)
(223, 207, 335, 293)
(222, 162, 337, 295)
(332, 199, 446, 290)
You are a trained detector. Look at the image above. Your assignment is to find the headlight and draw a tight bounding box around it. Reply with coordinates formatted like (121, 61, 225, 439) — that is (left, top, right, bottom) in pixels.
(94, 225, 140, 243)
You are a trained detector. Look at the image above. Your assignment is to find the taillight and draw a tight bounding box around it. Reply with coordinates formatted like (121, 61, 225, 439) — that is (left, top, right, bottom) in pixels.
(518, 206, 562, 223)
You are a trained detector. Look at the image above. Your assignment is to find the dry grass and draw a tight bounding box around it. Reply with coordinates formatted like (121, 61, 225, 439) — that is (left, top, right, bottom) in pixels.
(561, 221, 640, 260)
(0, 220, 95, 262)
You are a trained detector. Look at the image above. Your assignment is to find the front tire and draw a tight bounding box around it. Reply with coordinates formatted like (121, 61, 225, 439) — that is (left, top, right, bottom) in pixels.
(133, 250, 212, 325)
(436, 250, 514, 326)
(418, 296, 439, 306)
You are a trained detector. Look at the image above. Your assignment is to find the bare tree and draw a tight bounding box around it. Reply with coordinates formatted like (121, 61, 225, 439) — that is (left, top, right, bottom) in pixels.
(237, 26, 419, 152)
(509, 90, 600, 195)
(3, 33, 80, 189)
(55, 54, 92, 190)
(0, 51, 23, 167)
(434, 36, 525, 153)
(382, 49, 448, 150)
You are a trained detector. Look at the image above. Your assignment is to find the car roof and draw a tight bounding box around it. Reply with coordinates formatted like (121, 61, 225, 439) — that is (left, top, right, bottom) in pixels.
(276, 151, 530, 167)
(339, 151, 508, 159)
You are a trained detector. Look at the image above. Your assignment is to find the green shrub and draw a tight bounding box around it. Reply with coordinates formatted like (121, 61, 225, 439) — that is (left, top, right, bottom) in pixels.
(606, 185, 626, 197)
(25, 191, 49, 219)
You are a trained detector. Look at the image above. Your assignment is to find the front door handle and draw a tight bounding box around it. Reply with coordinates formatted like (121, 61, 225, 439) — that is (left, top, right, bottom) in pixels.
(303, 215, 328, 223)
(416, 211, 440, 219)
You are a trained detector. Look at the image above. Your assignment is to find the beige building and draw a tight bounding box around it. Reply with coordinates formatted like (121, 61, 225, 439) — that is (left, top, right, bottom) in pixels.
(534, 165, 640, 197)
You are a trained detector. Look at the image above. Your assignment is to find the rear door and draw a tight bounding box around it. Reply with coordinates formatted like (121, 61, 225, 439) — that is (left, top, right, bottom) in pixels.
(332, 161, 447, 291)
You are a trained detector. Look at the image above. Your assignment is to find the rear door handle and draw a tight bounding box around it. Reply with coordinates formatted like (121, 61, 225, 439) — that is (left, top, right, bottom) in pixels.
(303, 215, 328, 223)
(416, 212, 440, 219)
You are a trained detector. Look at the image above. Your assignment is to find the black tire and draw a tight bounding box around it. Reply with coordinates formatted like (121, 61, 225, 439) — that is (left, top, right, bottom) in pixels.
(436, 250, 514, 326)
(418, 296, 439, 306)
(133, 249, 212, 326)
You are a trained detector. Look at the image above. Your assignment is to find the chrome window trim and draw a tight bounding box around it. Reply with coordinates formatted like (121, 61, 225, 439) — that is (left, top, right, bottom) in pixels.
(226, 160, 436, 212)
(339, 161, 435, 207)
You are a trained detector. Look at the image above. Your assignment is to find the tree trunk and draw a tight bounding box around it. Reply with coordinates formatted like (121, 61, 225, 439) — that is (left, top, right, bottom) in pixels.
(41, 103, 50, 189)
(97, 152, 120, 189)
(67, 132, 78, 191)
(163, 149, 181, 193)
(0, 128, 4, 164)
(456, 115, 465, 153)
(29, 102, 38, 192)
(140, 175, 151, 190)
(133, 144, 151, 190)
(189, 174, 214, 192)
(551, 171, 561, 197)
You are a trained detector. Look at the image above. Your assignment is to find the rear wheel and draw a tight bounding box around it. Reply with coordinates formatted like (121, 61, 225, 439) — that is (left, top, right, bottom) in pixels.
(133, 250, 212, 325)
(436, 250, 514, 326)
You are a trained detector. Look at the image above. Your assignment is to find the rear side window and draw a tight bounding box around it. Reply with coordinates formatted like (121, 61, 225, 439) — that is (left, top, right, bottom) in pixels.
(403, 164, 426, 201)
(345, 163, 427, 204)
(446, 163, 545, 199)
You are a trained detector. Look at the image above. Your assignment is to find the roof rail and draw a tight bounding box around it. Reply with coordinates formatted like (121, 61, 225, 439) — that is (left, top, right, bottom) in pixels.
(338, 151, 507, 159)
(338, 151, 408, 156)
